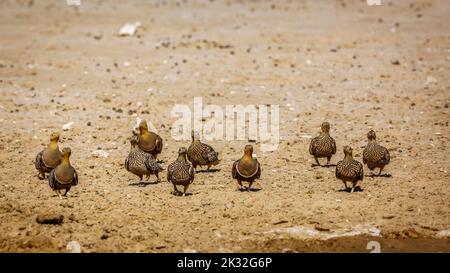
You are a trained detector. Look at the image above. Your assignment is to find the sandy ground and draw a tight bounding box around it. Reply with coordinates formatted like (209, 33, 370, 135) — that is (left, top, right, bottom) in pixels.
(0, 0, 449, 252)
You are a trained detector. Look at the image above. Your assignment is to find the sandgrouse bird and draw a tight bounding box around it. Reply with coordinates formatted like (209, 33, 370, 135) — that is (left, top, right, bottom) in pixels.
(125, 137, 163, 183)
(135, 120, 163, 159)
(48, 147, 78, 198)
(187, 131, 219, 171)
(167, 147, 195, 196)
(35, 132, 62, 179)
(232, 145, 261, 191)
(309, 122, 336, 167)
(363, 130, 390, 176)
(335, 146, 364, 193)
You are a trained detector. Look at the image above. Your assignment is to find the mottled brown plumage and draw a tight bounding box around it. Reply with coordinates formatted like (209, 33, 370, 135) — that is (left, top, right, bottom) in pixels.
(309, 122, 336, 166)
(136, 120, 163, 159)
(336, 146, 364, 193)
(363, 130, 390, 176)
(232, 145, 261, 191)
(35, 132, 62, 179)
(167, 147, 195, 196)
(125, 138, 163, 183)
(48, 147, 78, 198)
(187, 131, 219, 171)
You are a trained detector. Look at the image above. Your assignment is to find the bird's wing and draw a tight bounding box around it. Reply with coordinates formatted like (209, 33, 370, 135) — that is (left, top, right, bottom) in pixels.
(35, 151, 43, 170)
(145, 154, 162, 172)
(124, 156, 130, 171)
(73, 168, 79, 186)
(309, 138, 316, 155)
(335, 162, 341, 179)
(167, 164, 172, 182)
(256, 160, 261, 179)
(384, 148, 390, 164)
(202, 144, 217, 162)
(357, 162, 364, 180)
(331, 137, 337, 154)
(156, 135, 163, 154)
(362, 147, 368, 164)
(189, 163, 195, 181)
(48, 169, 56, 189)
(232, 161, 238, 179)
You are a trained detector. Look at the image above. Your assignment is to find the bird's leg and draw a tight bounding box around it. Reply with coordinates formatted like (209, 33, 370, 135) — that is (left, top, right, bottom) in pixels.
(155, 172, 160, 183)
(314, 156, 320, 167)
(207, 164, 211, 172)
(237, 180, 244, 191)
(38, 170, 45, 180)
(183, 184, 190, 197)
(247, 182, 253, 191)
(63, 188, 70, 196)
(351, 182, 357, 193)
(343, 181, 348, 191)
(326, 156, 331, 166)
(378, 166, 384, 176)
(172, 184, 180, 196)
(57, 190, 62, 199)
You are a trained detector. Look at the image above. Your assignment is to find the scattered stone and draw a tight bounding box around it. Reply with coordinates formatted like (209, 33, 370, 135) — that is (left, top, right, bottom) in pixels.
(36, 213, 64, 225)
(66, 241, 81, 253)
(62, 121, 74, 131)
(91, 150, 109, 158)
(119, 22, 141, 36)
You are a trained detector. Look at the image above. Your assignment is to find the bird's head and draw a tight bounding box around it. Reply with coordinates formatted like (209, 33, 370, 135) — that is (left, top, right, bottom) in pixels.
(191, 130, 200, 142)
(178, 147, 188, 155)
(61, 147, 72, 159)
(321, 122, 330, 134)
(343, 145, 353, 157)
(50, 132, 60, 142)
(138, 120, 148, 133)
(367, 130, 377, 141)
(244, 144, 254, 156)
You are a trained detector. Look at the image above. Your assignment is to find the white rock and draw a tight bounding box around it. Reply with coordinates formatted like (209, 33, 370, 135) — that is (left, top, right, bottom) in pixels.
(436, 230, 450, 237)
(425, 76, 437, 86)
(91, 150, 109, 158)
(62, 121, 74, 131)
(66, 241, 81, 253)
(118, 22, 141, 36)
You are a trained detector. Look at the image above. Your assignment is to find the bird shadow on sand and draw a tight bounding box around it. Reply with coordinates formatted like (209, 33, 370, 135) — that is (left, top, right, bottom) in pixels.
(365, 174, 392, 178)
(195, 168, 221, 173)
(311, 164, 336, 168)
(338, 186, 363, 193)
(171, 192, 194, 197)
(238, 188, 262, 192)
(129, 181, 159, 187)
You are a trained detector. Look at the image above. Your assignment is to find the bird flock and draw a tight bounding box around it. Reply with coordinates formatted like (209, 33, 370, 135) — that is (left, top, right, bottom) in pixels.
(35, 120, 390, 198)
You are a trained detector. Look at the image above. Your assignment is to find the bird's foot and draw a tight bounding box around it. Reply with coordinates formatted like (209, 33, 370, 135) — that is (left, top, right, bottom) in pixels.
(171, 190, 181, 196)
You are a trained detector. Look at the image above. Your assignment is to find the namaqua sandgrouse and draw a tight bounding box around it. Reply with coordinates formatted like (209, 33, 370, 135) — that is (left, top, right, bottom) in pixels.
(167, 147, 195, 196)
(187, 131, 219, 171)
(232, 145, 261, 191)
(48, 147, 78, 198)
(35, 132, 62, 179)
(335, 146, 364, 193)
(135, 120, 163, 159)
(125, 137, 163, 183)
(363, 130, 390, 176)
(309, 122, 336, 167)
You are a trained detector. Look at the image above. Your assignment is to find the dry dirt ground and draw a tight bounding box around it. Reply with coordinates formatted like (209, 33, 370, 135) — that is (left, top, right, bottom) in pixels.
(0, 0, 449, 252)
